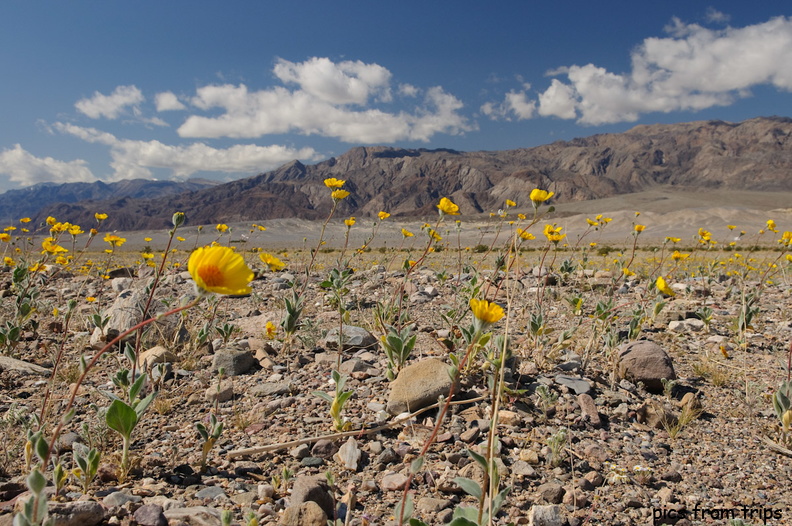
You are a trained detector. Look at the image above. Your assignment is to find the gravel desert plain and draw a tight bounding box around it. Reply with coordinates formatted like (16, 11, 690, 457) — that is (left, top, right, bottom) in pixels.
(2, 186, 792, 526)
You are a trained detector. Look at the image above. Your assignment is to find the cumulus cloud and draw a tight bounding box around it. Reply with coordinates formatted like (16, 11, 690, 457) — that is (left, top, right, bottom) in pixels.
(480, 89, 535, 120)
(485, 16, 792, 125)
(75, 85, 144, 119)
(53, 122, 321, 180)
(155, 91, 186, 111)
(0, 144, 96, 186)
(177, 57, 472, 143)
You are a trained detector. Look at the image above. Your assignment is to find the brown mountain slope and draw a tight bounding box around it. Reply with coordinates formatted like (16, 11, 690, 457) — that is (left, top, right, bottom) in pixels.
(34, 116, 792, 231)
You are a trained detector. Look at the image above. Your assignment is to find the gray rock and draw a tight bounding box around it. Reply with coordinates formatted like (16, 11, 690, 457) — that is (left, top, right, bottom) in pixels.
(47, 500, 106, 526)
(323, 325, 377, 351)
(103, 491, 142, 507)
(290, 475, 335, 518)
(134, 504, 168, 526)
(249, 381, 291, 397)
(616, 340, 676, 393)
(138, 345, 177, 369)
(212, 349, 258, 376)
(90, 288, 146, 349)
(554, 374, 591, 395)
(335, 436, 362, 471)
(279, 501, 327, 526)
(290, 443, 311, 459)
(205, 379, 234, 403)
(164, 506, 222, 526)
(537, 483, 565, 504)
(380, 472, 410, 491)
(528, 504, 564, 526)
(386, 358, 454, 415)
(195, 486, 227, 500)
(0, 356, 50, 376)
(311, 439, 339, 459)
(416, 497, 452, 513)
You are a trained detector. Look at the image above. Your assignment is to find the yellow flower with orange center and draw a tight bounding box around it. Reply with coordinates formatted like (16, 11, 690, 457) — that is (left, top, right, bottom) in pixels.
(189, 246, 254, 296)
(19, 218, 31, 223)
(634, 224, 646, 233)
(265, 321, 278, 339)
(378, 211, 390, 220)
(0, 233, 9, 242)
(41, 237, 68, 254)
(3, 256, 14, 266)
(344, 217, 356, 227)
(103, 234, 126, 247)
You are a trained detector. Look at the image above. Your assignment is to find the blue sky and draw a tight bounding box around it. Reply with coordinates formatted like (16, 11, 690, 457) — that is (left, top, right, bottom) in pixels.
(1, 1, 791, 193)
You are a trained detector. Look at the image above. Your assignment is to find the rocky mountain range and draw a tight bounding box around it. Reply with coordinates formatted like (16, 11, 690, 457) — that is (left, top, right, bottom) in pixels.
(15, 116, 792, 231)
(0, 178, 217, 225)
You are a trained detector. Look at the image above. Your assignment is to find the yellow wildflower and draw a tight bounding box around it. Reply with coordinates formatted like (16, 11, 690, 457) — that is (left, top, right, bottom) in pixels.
(0, 233, 9, 242)
(671, 250, 689, 261)
(216, 224, 229, 233)
(586, 218, 598, 226)
(103, 234, 126, 247)
(265, 321, 278, 340)
(727, 225, 736, 230)
(189, 245, 254, 296)
(516, 228, 535, 240)
(41, 237, 68, 254)
(68, 225, 84, 236)
(86, 296, 96, 302)
(324, 177, 346, 188)
(634, 224, 646, 233)
(529, 189, 554, 205)
(505, 199, 516, 207)
(401, 228, 414, 238)
(655, 276, 675, 297)
(3, 256, 14, 266)
(767, 219, 777, 232)
(378, 211, 391, 220)
(469, 298, 505, 331)
(259, 252, 286, 272)
(344, 217, 356, 227)
(46, 216, 56, 225)
(19, 217, 31, 223)
(95, 213, 108, 221)
(331, 189, 350, 201)
(437, 197, 460, 216)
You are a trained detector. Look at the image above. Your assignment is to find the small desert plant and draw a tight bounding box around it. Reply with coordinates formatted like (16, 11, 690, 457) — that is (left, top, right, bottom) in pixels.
(195, 412, 224, 472)
(380, 323, 417, 380)
(546, 427, 568, 467)
(313, 369, 354, 432)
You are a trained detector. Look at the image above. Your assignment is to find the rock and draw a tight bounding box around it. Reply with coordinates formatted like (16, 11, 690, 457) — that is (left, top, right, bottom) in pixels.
(380, 472, 410, 491)
(279, 501, 327, 526)
(205, 379, 234, 403)
(537, 483, 565, 504)
(311, 439, 339, 459)
(249, 381, 291, 397)
(416, 497, 452, 513)
(562, 488, 588, 508)
(636, 400, 677, 429)
(386, 358, 454, 415)
(290, 443, 310, 459)
(89, 288, 146, 348)
(163, 506, 222, 526)
(138, 345, 177, 369)
(0, 356, 50, 376)
(290, 475, 335, 518)
(528, 504, 565, 526)
(616, 341, 676, 393)
(511, 460, 538, 478)
(678, 392, 703, 412)
(323, 325, 377, 351)
(554, 374, 591, 395)
(195, 486, 227, 500)
(576, 393, 603, 428)
(103, 491, 142, 507)
(335, 437, 362, 471)
(134, 504, 168, 526)
(212, 349, 258, 376)
(47, 500, 106, 526)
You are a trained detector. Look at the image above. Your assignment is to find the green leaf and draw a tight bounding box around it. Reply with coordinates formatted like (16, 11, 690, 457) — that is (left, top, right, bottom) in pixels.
(394, 494, 414, 525)
(467, 448, 489, 471)
(134, 391, 157, 419)
(410, 455, 425, 474)
(491, 485, 512, 516)
(450, 507, 479, 525)
(106, 399, 138, 439)
(26, 468, 47, 494)
(453, 476, 482, 500)
(313, 391, 333, 403)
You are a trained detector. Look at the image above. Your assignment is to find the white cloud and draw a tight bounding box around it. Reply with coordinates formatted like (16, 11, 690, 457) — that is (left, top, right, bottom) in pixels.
(480, 90, 535, 120)
(53, 122, 321, 180)
(177, 57, 472, 143)
(398, 84, 419, 97)
(485, 16, 792, 125)
(537, 79, 577, 119)
(75, 85, 144, 119)
(155, 91, 186, 111)
(0, 144, 95, 186)
(705, 7, 730, 24)
(273, 57, 392, 104)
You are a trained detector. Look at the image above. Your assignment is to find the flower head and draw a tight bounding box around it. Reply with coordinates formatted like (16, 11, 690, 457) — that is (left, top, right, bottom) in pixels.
(344, 217, 356, 227)
(529, 189, 554, 205)
(324, 177, 346, 189)
(95, 213, 108, 221)
(469, 298, 505, 331)
(19, 217, 31, 223)
(437, 197, 460, 216)
(216, 223, 229, 233)
(3, 256, 14, 266)
(259, 252, 286, 272)
(331, 189, 350, 201)
(378, 211, 390, 220)
(655, 276, 675, 297)
(0, 233, 9, 243)
(401, 228, 414, 238)
(634, 224, 646, 233)
(265, 321, 278, 339)
(103, 234, 126, 248)
(41, 237, 68, 255)
(517, 228, 535, 241)
(505, 199, 516, 208)
(189, 246, 254, 296)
